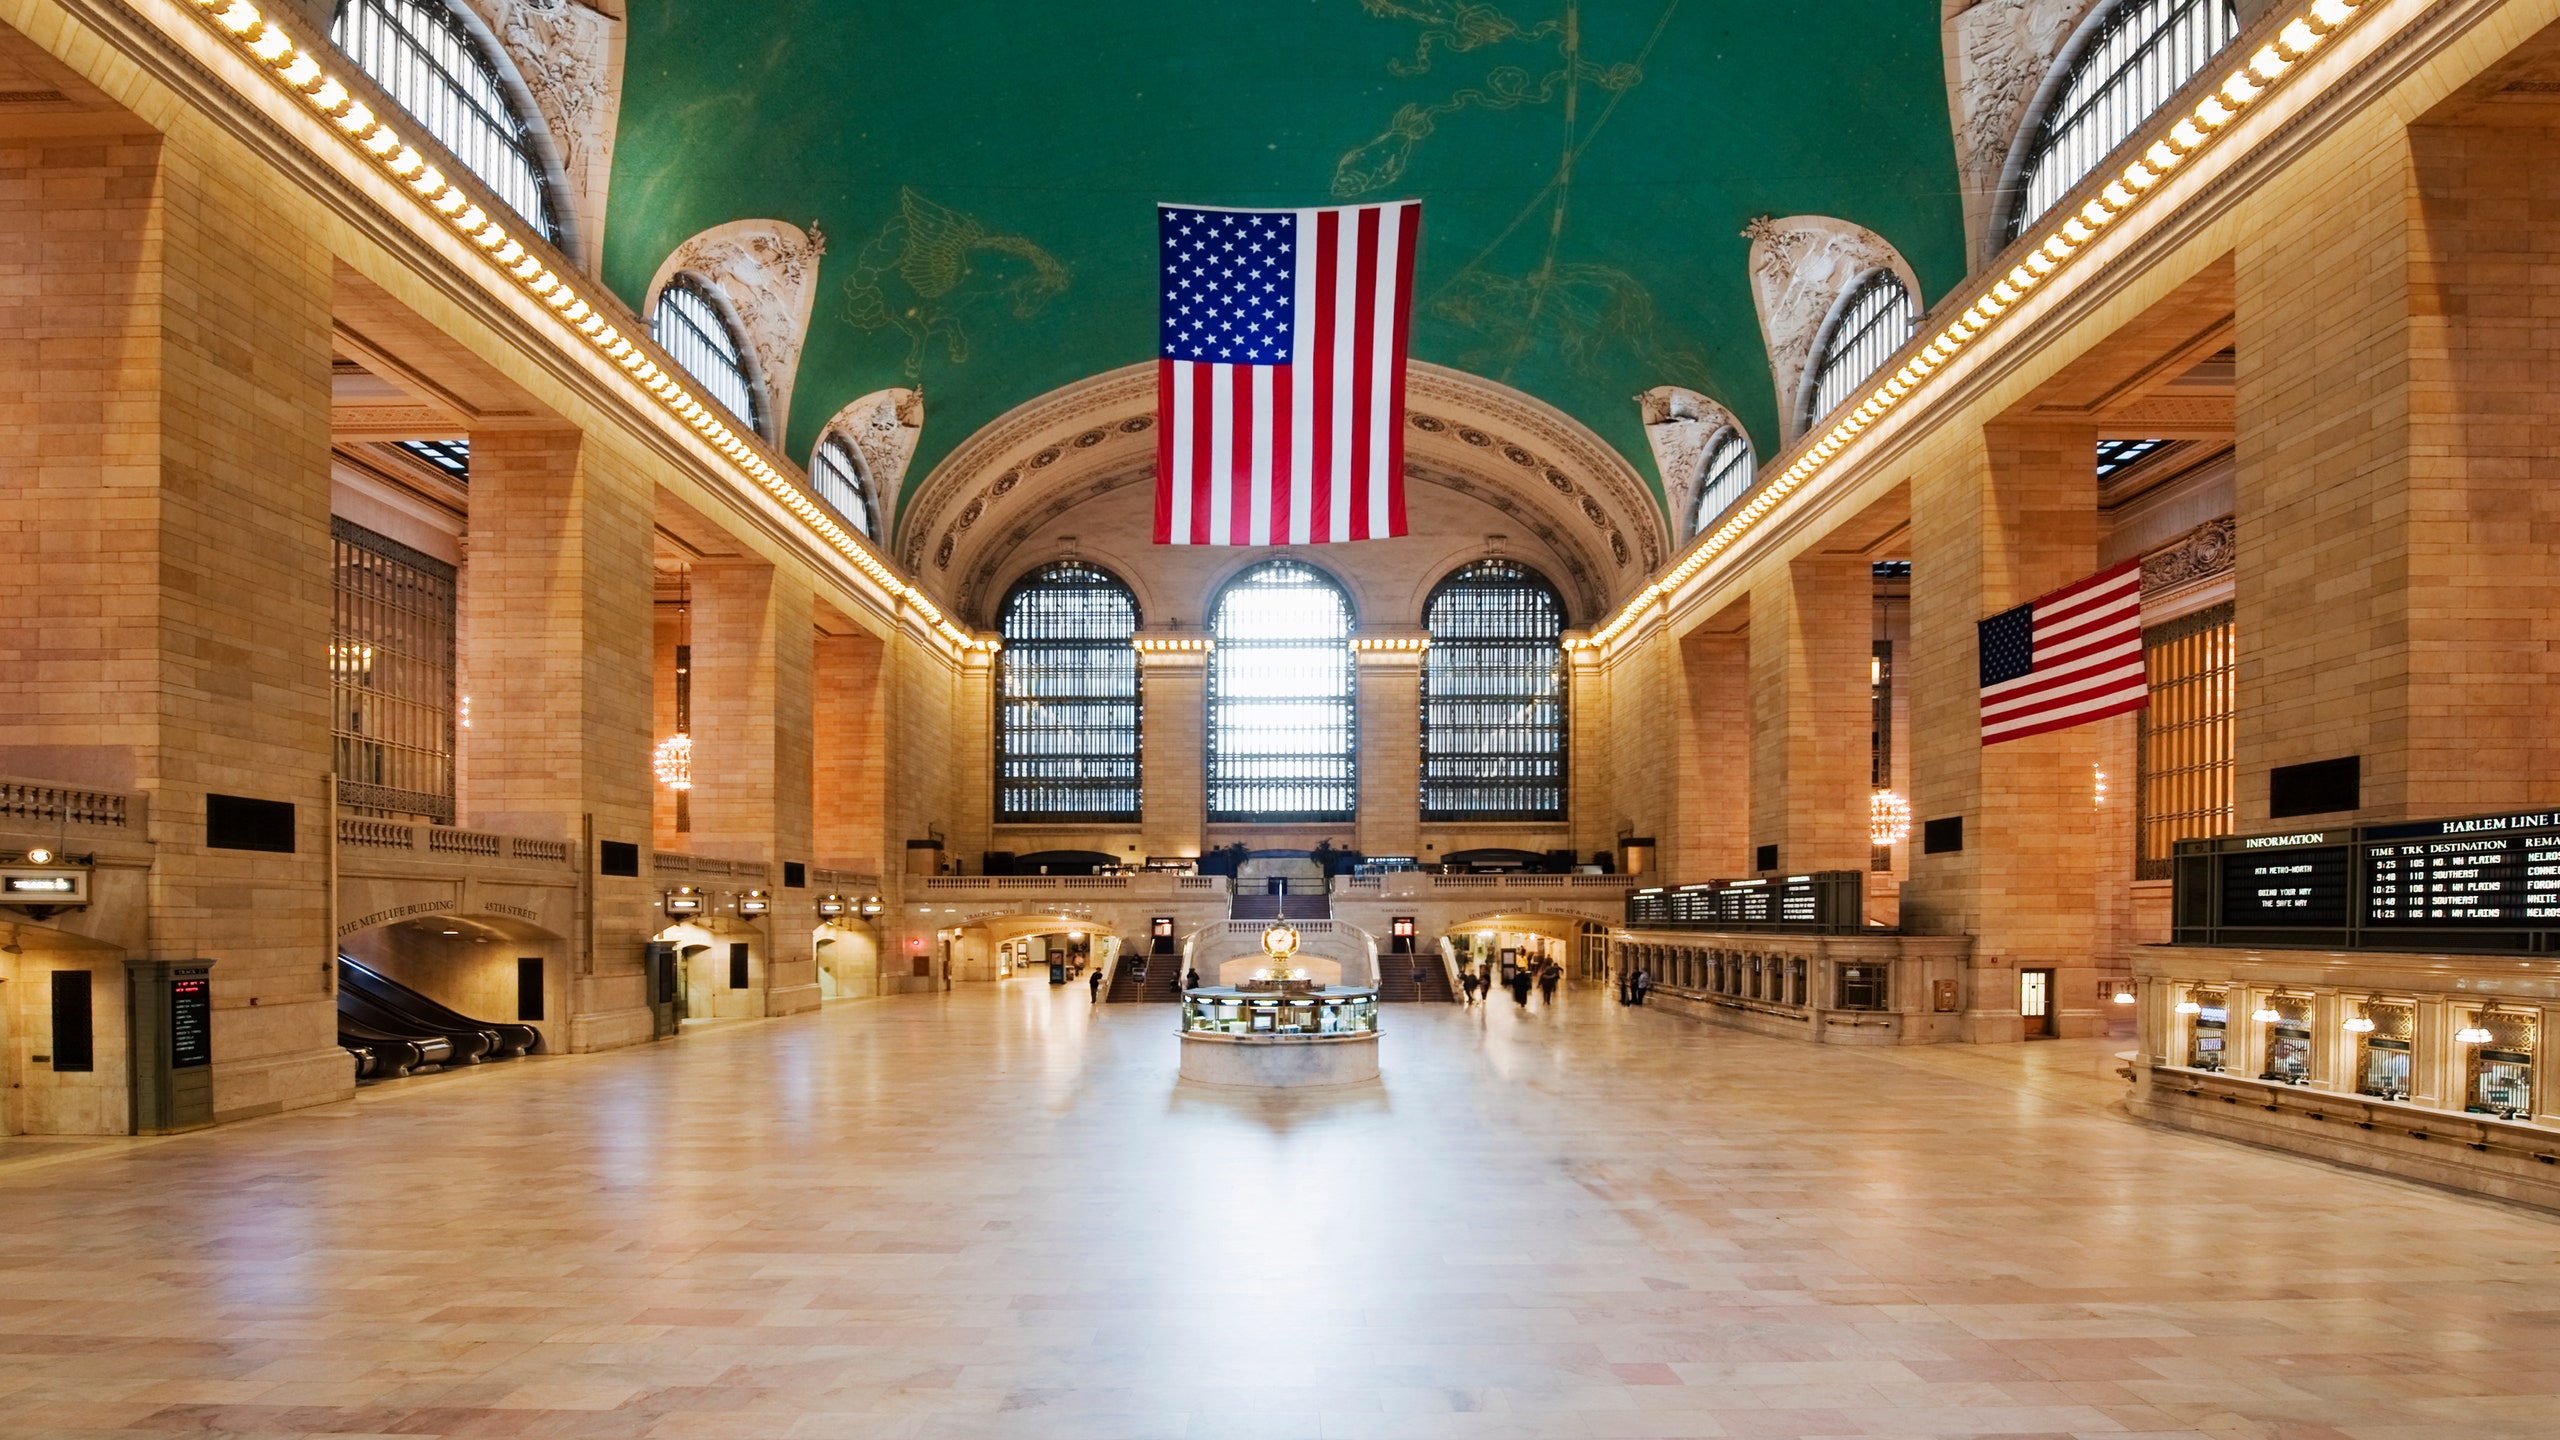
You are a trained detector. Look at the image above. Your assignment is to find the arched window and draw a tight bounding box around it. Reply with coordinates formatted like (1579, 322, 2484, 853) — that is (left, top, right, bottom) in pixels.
(1804, 271, 1917, 432)
(1422, 560, 1566, 823)
(998, 563, 1141, 823)
(1689, 428, 1757, 538)
(652, 278, 760, 433)
(1208, 560, 1355, 823)
(332, 0, 560, 242)
(2007, 0, 2240, 241)
(809, 437, 876, 539)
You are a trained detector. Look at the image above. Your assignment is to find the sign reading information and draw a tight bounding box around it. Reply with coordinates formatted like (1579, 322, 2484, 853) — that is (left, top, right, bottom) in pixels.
(2176, 810, 2560, 952)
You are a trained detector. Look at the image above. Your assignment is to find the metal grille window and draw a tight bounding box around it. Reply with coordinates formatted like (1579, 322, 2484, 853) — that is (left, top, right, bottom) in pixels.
(1689, 428, 1756, 537)
(652, 278, 760, 434)
(331, 0, 558, 241)
(1422, 560, 1565, 822)
(1806, 272, 1916, 431)
(998, 564, 1141, 822)
(2009, 0, 2240, 241)
(332, 517, 457, 823)
(810, 437, 875, 539)
(2138, 602, 2235, 877)
(1209, 560, 1355, 823)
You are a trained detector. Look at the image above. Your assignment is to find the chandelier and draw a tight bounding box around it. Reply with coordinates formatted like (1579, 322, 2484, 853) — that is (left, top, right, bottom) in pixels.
(1869, 789, 1911, 848)
(652, 733, 694, 791)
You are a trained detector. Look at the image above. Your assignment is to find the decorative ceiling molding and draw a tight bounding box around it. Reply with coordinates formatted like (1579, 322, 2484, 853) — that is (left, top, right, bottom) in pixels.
(1743, 215, 1923, 447)
(1942, 0, 2097, 264)
(1637, 386, 1750, 544)
(457, 0, 624, 275)
(897, 361, 1667, 626)
(646, 218, 828, 448)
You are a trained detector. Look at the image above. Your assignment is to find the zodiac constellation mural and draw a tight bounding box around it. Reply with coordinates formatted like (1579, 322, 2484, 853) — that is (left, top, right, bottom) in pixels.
(1337, 0, 1695, 387)
(841, 187, 1071, 377)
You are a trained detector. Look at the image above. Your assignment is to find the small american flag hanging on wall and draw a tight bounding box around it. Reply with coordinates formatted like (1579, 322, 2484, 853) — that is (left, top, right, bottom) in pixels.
(1155, 201, 1420, 546)
(1978, 559, 2149, 745)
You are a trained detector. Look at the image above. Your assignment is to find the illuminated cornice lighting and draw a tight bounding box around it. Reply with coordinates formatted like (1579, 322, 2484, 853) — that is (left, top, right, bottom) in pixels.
(1351, 636, 1428, 653)
(1134, 637, 1214, 653)
(174, 0, 978, 653)
(1581, 0, 2367, 655)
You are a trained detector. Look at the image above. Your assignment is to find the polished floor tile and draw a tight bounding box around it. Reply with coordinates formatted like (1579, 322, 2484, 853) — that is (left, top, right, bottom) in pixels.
(2, 982, 2556, 1439)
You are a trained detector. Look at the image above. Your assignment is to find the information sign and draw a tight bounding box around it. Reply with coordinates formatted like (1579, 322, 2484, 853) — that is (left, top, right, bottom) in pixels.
(169, 973, 212, 1069)
(2218, 846, 2351, 928)
(2363, 810, 2560, 926)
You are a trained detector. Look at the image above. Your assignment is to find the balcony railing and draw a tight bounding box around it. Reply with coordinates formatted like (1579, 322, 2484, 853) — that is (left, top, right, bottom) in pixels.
(338, 817, 573, 867)
(0, 776, 138, 832)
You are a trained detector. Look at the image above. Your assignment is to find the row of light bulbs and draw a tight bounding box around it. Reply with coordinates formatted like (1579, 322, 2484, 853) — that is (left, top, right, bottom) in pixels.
(1580, 0, 2369, 655)
(176, 0, 979, 655)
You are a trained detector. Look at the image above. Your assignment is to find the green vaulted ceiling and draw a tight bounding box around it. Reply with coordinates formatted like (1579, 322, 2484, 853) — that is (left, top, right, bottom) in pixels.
(605, 1, 1968, 513)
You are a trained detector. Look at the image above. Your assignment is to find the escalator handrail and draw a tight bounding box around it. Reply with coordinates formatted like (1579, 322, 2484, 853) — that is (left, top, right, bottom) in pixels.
(339, 956, 538, 1050)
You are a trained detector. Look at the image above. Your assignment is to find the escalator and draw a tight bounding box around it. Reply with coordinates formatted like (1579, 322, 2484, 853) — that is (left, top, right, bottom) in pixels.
(339, 956, 540, 1058)
(335, 954, 538, 1079)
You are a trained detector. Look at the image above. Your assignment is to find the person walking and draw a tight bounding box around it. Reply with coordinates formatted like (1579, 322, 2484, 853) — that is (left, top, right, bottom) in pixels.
(1538, 964, 1559, 1007)
(1511, 969, 1533, 1009)
(1088, 966, 1104, 1003)
(1460, 970, 1478, 1004)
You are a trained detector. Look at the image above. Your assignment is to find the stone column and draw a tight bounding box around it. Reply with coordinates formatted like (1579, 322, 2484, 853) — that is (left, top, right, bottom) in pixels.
(2234, 115, 2560, 825)
(813, 623, 888, 877)
(685, 561, 817, 1014)
(1354, 634, 1427, 861)
(463, 426, 658, 1049)
(1137, 638, 1209, 861)
(1903, 420, 2104, 1042)
(1672, 609, 1752, 883)
(1565, 637, 1614, 869)
(0, 130, 349, 1124)
(1748, 555, 1874, 876)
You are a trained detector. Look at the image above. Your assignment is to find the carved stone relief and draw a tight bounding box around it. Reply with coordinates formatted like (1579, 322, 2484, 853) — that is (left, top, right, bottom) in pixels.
(2140, 515, 2235, 594)
(1637, 386, 1749, 542)
(457, 0, 624, 273)
(646, 219, 828, 448)
(1943, 0, 2096, 262)
(1743, 215, 1921, 447)
(813, 389, 923, 541)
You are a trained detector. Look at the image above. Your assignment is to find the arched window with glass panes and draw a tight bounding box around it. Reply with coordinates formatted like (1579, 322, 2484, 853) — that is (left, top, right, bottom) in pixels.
(651, 277, 762, 436)
(1421, 561, 1566, 823)
(809, 436, 877, 539)
(332, 0, 562, 244)
(997, 563, 1141, 823)
(1208, 560, 1356, 823)
(2003, 0, 2240, 243)
(1802, 270, 1917, 434)
(1688, 428, 1757, 539)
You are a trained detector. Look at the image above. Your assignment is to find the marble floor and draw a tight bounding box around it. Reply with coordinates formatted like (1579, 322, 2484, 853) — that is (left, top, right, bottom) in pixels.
(3, 983, 2557, 1440)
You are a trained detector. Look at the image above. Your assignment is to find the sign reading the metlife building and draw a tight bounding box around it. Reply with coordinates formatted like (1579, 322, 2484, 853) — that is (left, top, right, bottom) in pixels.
(2364, 810, 2560, 926)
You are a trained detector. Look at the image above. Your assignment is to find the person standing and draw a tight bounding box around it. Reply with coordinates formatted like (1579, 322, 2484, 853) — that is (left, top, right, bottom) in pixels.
(1511, 969, 1533, 1008)
(1184, 966, 1201, 991)
(1088, 967, 1104, 1003)
(1633, 966, 1652, 1006)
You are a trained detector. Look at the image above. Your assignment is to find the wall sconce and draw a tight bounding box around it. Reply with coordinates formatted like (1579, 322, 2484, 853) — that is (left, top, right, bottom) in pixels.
(662, 886, 704, 917)
(858, 894, 885, 917)
(816, 894, 848, 918)
(2342, 1014, 2376, 1033)
(2456, 1014, 2498, 1046)
(2251, 1004, 2283, 1024)
(738, 890, 771, 918)
(2175, 998, 2202, 1015)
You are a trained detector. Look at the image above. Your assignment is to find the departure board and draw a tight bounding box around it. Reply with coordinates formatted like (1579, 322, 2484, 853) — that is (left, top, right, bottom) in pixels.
(169, 973, 212, 1070)
(2364, 811, 2560, 927)
(2219, 845, 2352, 928)
(1627, 873, 1865, 934)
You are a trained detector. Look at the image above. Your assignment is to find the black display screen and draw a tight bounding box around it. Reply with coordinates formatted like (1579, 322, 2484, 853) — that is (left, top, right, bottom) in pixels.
(2363, 811, 2560, 926)
(169, 974, 212, 1069)
(2218, 846, 2352, 928)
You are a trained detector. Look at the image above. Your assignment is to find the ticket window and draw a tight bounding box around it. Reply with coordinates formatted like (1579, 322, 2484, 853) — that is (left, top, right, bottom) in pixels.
(2352, 1001, 2415, 1102)
(2261, 995, 2313, 1085)
(1788, 959, 1807, 1007)
(2463, 1009, 2536, 1120)
(1837, 964, 1888, 1012)
(2185, 989, 2229, 1072)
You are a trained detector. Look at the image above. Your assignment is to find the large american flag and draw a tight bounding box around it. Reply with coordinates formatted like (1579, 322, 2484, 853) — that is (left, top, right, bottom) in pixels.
(1978, 559, 2149, 745)
(1155, 201, 1419, 546)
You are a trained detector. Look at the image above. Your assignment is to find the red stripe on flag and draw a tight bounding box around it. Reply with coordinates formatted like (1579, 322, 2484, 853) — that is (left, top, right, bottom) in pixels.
(1348, 206, 1380, 540)
(1270, 363, 1293, 545)
(1153, 360, 1175, 545)
(1188, 363, 1214, 546)
(1227, 363, 1253, 547)
(1310, 209, 1338, 545)
(1384, 201, 1418, 537)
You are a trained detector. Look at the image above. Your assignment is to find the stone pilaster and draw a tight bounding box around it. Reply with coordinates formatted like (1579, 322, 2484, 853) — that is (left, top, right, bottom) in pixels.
(1137, 638, 1210, 861)
(1748, 555, 1872, 876)
(686, 560, 817, 1015)
(1354, 635, 1427, 860)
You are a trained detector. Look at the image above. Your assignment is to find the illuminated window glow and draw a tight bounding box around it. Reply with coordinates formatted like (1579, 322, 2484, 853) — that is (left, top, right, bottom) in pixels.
(999, 563, 1140, 822)
(1209, 560, 1355, 823)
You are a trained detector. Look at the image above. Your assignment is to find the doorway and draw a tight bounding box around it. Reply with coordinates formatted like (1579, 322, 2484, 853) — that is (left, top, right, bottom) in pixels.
(2019, 968, 2056, 1039)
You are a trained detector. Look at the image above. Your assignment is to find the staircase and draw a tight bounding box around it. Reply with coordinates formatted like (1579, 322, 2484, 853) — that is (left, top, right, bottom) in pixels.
(1231, 884, 1331, 922)
(1376, 954, 1457, 1003)
(1105, 955, 1153, 1003)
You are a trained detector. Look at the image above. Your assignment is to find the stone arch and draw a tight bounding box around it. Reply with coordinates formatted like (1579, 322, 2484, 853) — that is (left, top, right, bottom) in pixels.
(809, 389, 924, 541)
(1941, 0, 2104, 264)
(1741, 217, 1924, 448)
(453, 0, 626, 274)
(645, 219, 829, 448)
